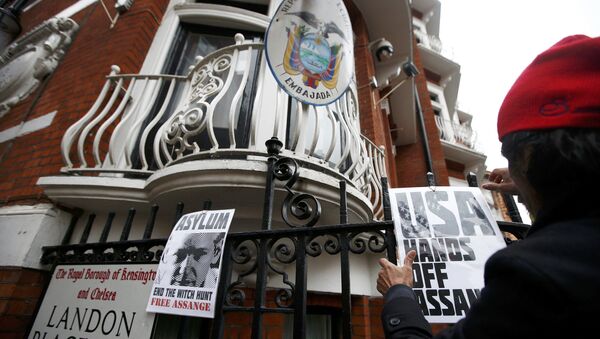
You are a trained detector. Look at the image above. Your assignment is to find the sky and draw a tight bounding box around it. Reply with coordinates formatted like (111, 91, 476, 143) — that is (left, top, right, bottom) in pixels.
(439, 0, 600, 169)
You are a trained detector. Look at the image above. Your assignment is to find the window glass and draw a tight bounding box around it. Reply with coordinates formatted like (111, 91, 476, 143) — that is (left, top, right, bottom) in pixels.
(194, 0, 269, 14)
(283, 308, 341, 339)
(151, 314, 206, 338)
(429, 92, 439, 103)
(133, 24, 263, 170)
(169, 25, 246, 75)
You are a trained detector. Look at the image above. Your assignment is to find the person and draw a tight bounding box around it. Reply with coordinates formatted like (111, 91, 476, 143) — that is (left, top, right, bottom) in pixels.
(481, 167, 518, 195)
(170, 233, 214, 287)
(377, 35, 600, 338)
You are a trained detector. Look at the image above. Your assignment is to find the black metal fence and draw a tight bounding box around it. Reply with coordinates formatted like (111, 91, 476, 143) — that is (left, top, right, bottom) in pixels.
(40, 140, 529, 339)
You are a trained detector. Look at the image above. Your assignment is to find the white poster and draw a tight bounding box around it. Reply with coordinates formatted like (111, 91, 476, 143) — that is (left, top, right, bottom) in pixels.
(265, 0, 354, 105)
(29, 264, 157, 339)
(146, 209, 235, 318)
(389, 187, 506, 323)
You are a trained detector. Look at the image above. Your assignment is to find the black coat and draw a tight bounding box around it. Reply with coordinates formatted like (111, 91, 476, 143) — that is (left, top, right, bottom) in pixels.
(381, 215, 600, 338)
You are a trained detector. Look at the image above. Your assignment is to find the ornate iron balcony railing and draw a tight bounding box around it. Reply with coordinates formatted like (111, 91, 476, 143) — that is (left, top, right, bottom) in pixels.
(434, 115, 478, 151)
(414, 30, 455, 60)
(59, 34, 385, 218)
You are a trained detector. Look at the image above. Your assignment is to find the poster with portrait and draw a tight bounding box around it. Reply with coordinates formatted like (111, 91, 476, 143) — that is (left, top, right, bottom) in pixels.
(146, 209, 235, 318)
(389, 187, 506, 323)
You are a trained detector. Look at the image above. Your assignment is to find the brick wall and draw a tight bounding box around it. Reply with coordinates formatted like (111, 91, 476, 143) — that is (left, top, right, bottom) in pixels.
(0, 1, 459, 337)
(446, 159, 466, 180)
(345, 0, 399, 187)
(0, 0, 169, 204)
(18, 0, 80, 32)
(367, 296, 449, 338)
(394, 39, 450, 188)
(343, 1, 450, 189)
(0, 267, 49, 339)
(492, 190, 512, 222)
(0, 0, 170, 335)
(352, 295, 374, 338)
(220, 288, 397, 338)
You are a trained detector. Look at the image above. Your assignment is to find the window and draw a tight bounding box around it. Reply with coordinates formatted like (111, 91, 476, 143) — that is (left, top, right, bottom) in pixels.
(283, 307, 341, 339)
(133, 24, 263, 169)
(23, 0, 44, 12)
(194, 0, 269, 14)
(429, 92, 439, 103)
(412, 19, 426, 33)
(151, 314, 207, 339)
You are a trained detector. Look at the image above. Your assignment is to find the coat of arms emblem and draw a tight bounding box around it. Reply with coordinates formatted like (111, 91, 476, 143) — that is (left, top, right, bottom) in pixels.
(266, 0, 354, 106)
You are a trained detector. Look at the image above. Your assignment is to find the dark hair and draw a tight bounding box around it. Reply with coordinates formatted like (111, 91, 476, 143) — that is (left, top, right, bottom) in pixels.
(501, 128, 600, 207)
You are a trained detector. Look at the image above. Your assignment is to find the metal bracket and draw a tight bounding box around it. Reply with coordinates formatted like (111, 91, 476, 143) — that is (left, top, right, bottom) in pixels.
(99, 0, 134, 29)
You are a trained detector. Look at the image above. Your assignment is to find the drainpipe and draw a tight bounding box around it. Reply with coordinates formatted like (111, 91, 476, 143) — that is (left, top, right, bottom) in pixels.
(402, 0, 436, 186)
(415, 86, 436, 186)
(0, 0, 30, 50)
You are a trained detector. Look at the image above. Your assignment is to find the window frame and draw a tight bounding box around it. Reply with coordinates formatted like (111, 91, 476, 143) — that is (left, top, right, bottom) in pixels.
(193, 0, 269, 15)
(131, 22, 265, 170)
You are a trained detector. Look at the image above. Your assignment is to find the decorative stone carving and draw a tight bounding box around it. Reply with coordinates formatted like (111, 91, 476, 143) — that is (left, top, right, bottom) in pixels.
(0, 17, 78, 118)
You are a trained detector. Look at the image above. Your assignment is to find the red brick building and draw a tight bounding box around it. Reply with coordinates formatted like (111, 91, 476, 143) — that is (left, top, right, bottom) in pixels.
(0, 0, 503, 338)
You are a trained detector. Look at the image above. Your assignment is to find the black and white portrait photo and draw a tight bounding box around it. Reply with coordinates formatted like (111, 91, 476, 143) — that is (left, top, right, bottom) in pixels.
(169, 232, 225, 288)
(147, 209, 235, 318)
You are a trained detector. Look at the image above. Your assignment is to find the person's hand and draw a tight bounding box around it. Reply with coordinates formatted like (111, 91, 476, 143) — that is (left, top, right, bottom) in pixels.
(481, 168, 520, 195)
(377, 250, 416, 295)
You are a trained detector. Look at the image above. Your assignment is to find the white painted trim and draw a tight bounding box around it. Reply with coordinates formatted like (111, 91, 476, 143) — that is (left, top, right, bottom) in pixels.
(37, 175, 146, 193)
(0, 203, 58, 216)
(440, 139, 486, 161)
(174, 4, 269, 30)
(428, 82, 455, 139)
(0, 125, 21, 144)
(0, 203, 72, 269)
(113, 1, 270, 168)
(55, 0, 98, 18)
(38, 158, 373, 222)
(138, 1, 269, 76)
(448, 176, 468, 187)
(22, 0, 44, 12)
(0, 111, 56, 143)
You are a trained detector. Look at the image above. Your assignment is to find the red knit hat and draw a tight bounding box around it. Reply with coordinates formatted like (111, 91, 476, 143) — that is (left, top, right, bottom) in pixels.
(497, 35, 600, 140)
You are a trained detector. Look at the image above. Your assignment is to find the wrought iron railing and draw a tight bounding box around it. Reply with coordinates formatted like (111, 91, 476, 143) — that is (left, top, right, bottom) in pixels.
(434, 115, 478, 150)
(361, 137, 386, 220)
(40, 169, 528, 339)
(59, 34, 384, 217)
(42, 142, 401, 339)
(414, 30, 455, 60)
(40, 216, 397, 339)
(40, 160, 529, 339)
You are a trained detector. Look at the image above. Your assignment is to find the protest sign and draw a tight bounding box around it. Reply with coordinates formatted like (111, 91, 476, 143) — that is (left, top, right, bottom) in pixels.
(389, 187, 506, 323)
(29, 264, 156, 339)
(146, 209, 235, 318)
(265, 0, 354, 105)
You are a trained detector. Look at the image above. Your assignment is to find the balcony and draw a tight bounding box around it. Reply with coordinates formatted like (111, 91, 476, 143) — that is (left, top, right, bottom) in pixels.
(41, 34, 386, 223)
(434, 115, 486, 181)
(417, 34, 456, 60)
(434, 115, 478, 150)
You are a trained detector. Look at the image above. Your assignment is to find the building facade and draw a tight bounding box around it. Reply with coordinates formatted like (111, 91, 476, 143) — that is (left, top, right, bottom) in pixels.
(0, 0, 509, 337)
